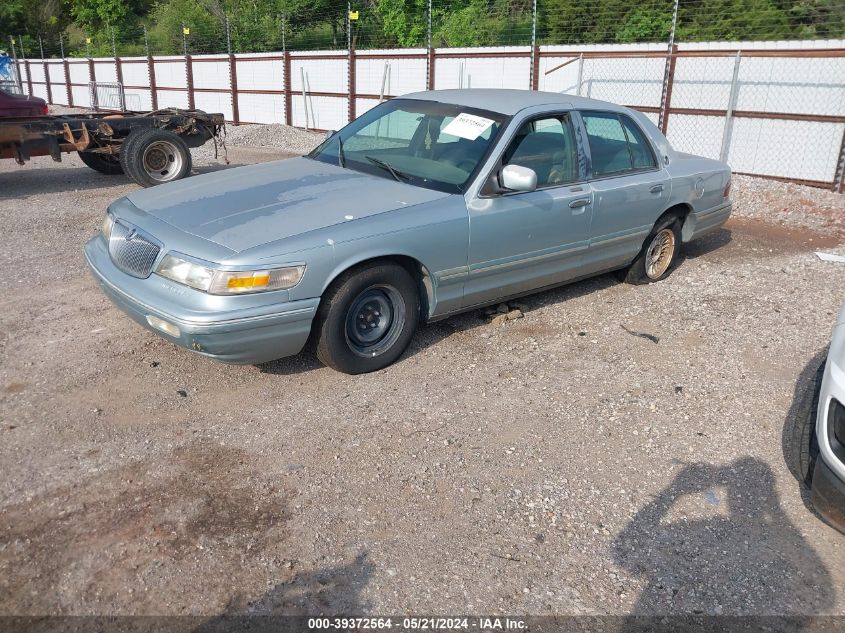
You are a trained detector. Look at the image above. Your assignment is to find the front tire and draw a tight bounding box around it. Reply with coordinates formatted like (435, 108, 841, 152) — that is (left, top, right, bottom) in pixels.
(787, 360, 824, 486)
(78, 151, 124, 175)
(315, 262, 420, 374)
(624, 216, 681, 284)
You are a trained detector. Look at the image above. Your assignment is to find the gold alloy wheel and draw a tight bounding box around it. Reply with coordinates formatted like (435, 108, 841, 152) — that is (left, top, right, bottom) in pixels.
(645, 228, 676, 279)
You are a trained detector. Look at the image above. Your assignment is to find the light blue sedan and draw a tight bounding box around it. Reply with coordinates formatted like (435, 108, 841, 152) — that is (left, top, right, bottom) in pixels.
(85, 89, 732, 374)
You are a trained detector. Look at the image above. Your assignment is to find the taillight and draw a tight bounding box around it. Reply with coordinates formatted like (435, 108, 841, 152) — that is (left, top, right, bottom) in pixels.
(41, 104, 48, 115)
(723, 177, 732, 199)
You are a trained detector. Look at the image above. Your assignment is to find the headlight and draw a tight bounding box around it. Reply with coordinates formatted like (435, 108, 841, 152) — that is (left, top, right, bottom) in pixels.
(156, 254, 215, 292)
(101, 213, 114, 240)
(155, 253, 305, 295)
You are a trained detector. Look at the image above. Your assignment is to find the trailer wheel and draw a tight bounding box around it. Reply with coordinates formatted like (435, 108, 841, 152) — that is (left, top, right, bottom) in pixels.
(121, 128, 192, 187)
(78, 151, 124, 175)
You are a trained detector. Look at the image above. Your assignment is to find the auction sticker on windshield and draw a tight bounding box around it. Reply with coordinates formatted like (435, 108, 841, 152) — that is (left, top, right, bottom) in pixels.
(442, 113, 495, 140)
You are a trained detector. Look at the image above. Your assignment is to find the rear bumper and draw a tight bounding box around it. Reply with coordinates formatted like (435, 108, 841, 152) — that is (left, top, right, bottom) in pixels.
(84, 236, 318, 365)
(683, 201, 732, 242)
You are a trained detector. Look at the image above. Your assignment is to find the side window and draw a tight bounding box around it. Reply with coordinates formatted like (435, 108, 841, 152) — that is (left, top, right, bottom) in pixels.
(621, 116, 657, 169)
(501, 115, 577, 187)
(582, 112, 632, 176)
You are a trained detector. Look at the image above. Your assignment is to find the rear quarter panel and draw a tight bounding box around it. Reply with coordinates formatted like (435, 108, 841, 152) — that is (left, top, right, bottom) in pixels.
(666, 153, 731, 213)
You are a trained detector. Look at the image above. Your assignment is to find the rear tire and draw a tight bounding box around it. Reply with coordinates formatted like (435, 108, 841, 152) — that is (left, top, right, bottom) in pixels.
(624, 216, 681, 284)
(315, 262, 419, 374)
(787, 360, 825, 486)
(120, 128, 192, 187)
(78, 151, 124, 175)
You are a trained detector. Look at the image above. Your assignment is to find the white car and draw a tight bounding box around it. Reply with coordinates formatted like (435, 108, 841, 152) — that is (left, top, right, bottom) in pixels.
(791, 303, 845, 532)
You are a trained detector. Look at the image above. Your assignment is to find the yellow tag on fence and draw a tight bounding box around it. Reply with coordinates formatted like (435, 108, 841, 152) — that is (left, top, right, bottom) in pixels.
(183, 27, 190, 35)
(349, 10, 359, 20)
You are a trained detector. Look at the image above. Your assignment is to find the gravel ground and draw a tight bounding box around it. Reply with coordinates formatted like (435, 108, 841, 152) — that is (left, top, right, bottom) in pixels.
(732, 174, 845, 237)
(1, 129, 845, 620)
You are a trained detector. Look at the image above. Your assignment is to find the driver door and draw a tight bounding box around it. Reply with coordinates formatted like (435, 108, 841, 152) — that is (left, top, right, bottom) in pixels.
(463, 113, 593, 308)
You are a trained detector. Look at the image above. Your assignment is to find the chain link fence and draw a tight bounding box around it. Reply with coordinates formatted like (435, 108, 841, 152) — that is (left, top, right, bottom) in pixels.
(2, 0, 844, 190)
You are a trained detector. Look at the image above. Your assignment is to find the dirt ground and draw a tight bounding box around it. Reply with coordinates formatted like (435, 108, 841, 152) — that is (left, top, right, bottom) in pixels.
(1, 138, 845, 621)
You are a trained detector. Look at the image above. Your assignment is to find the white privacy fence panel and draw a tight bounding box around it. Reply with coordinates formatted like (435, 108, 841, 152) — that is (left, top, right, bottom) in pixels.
(93, 59, 117, 83)
(16, 38, 845, 190)
(119, 59, 153, 112)
(435, 47, 531, 90)
(356, 50, 427, 97)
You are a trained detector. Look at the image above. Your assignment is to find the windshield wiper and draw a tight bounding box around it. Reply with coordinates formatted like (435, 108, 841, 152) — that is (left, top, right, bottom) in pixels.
(337, 136, 346, 167)
(365, 156, 409, 182)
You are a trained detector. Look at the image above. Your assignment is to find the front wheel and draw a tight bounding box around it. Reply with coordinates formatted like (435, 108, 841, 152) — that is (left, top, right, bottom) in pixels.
(624, 216, 681, 284)
(78, 151, 124, 175)
(315, 262, 419, 374)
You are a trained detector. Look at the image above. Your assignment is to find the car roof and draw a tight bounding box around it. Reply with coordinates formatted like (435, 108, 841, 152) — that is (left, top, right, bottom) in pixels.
(400, 89, 627, 116)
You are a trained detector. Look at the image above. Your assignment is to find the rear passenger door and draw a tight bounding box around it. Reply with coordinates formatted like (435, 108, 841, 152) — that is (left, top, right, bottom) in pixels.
(578, 111, 670, 273)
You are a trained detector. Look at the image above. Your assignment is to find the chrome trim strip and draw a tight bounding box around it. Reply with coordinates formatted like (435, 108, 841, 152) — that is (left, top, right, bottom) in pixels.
(590, 227, 651, 247)
(436, 266, 470, 282)
(470, 242, 588, 275)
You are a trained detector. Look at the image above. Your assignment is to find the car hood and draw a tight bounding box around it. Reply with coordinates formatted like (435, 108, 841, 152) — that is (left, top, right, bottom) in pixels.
(125, 157, 449, 253)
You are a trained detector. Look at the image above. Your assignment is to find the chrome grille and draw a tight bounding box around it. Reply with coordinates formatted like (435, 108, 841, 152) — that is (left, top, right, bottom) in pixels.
(108, 220, 161, 278)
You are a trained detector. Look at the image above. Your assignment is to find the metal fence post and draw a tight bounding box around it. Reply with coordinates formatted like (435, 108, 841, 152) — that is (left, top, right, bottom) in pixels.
(347, 2, 355, 123)
(9, 36, 23, 93)
(24, 58, 33, 96)
(658, 44, 677, 135)
(530, 0, 539, 90)
(576, 53, 584, 96)
(112, 27, 125, 110)
(835, 128, 845, 193)
(61, 35, 73, 106)
(301, 66, 310, 130)
(39, 35, 53, 104)
(426, 0, 435, 90)
(284, 50, 292, 127)
(719, 51, 742, 164)
(658, 0, 680, 134)
(181, 25, 195, 110)
(226, 15, 240, 124)
(143, 25, 157, 111)
(88, 57, 97, 109)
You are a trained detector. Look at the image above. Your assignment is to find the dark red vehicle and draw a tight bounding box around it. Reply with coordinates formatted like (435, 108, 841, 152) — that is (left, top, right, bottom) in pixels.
(0, 87, 48, 117)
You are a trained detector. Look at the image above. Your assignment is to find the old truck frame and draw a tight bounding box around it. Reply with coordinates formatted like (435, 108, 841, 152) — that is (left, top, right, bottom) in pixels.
(0, 108, 225, 187)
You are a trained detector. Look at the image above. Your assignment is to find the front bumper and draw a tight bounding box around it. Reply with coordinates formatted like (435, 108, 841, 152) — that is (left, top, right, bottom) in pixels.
(84, 236, 319, 364)
(812, 454, 845, 533)
(813, 316, 845, 533)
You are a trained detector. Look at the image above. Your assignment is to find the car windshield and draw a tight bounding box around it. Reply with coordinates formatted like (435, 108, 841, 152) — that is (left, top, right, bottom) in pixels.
(308, 99, 507, 193)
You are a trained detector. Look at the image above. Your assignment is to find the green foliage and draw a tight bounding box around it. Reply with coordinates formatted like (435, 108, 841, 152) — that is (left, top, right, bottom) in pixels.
(3, 0, 844, 57)
(1, 0, 71, 42)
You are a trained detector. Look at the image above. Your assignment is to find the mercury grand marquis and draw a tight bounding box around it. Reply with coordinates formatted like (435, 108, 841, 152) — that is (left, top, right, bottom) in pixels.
(85, 89, 732, 374)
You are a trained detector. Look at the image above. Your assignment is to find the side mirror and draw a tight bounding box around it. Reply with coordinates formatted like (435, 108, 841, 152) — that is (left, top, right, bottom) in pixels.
(501, 164, 537, 192)
(325, 129, 336, 139)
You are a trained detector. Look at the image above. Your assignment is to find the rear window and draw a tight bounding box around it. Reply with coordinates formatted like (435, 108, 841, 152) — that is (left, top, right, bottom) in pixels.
(582, 111, 657, 177)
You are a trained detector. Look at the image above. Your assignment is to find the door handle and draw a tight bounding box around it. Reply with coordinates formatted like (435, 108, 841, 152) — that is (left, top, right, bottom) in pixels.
(650, 184, 665, 194)
(569, 198, 591, 209)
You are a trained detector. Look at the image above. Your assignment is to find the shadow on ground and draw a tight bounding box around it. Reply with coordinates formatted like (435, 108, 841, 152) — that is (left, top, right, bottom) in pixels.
(613, 457, 834, 622)
(191, 552, 374, 632)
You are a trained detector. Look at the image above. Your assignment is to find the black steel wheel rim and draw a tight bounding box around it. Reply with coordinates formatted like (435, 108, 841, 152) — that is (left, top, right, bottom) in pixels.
(345, 286, 406, 358)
